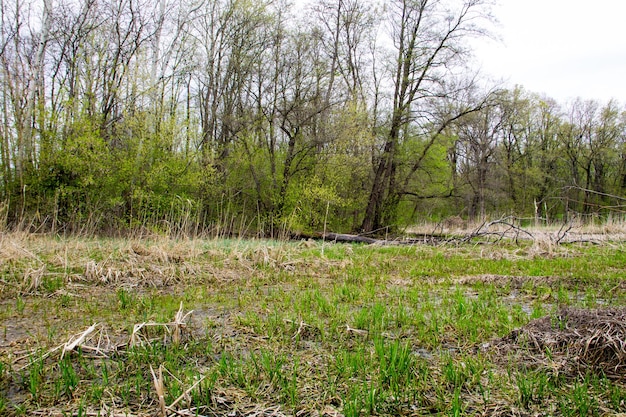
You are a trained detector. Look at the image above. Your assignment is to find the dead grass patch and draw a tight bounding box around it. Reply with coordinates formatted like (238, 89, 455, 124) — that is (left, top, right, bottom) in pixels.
(455, 274, 557, 288)
(10, 304, 194, 371)
(496, 307, 626, 380)
(83, 259, 181, 287)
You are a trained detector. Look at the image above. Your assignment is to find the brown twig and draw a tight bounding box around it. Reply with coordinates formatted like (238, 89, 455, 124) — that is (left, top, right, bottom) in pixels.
(345, 325, 368, 336)
(62, 323, 98, 359)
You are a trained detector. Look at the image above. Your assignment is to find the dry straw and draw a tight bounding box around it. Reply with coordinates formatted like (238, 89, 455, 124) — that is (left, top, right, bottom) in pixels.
(130, 302, 193, 347)
(499, 307, 626, 380)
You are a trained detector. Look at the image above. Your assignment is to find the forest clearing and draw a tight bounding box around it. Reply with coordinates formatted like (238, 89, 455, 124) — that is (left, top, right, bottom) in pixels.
(1, 226, 626, 416)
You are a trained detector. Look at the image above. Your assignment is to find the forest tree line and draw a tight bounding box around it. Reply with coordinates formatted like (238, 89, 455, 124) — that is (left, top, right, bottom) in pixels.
(1, 0, 625, 236)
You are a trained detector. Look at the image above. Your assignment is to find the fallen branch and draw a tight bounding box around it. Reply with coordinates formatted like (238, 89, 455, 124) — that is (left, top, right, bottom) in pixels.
(323, 233, 380, 244)
(458, 218, 534, 244)
(345, 325, 368, 336)
(554, 222, 573, 244)
(62, 323, 98, 359)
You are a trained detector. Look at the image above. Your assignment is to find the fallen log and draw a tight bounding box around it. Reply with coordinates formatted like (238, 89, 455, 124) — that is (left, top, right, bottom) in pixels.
(295, 231, 455, 245)
(322, 232, 380, 244)
(294, 231, 382, 244)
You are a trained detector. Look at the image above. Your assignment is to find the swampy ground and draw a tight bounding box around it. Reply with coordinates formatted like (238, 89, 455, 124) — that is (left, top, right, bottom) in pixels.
(1, 232, 626, 416)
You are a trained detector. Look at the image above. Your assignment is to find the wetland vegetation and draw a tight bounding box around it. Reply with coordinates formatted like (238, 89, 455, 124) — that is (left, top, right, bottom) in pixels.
(1, 232, 626, 416)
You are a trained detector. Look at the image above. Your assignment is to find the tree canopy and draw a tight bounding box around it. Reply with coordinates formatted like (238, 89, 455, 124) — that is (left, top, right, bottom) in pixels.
(1, 0, 624, 236)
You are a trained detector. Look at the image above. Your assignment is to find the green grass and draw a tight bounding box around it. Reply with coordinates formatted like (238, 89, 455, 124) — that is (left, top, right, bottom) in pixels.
(1, 235, 626, 415)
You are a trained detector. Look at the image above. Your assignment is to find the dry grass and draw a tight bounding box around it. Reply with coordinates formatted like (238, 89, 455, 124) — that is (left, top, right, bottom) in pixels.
(497, 307, 626, 380)
(454, 274, 558, 287)
(0, 235, 310, 298)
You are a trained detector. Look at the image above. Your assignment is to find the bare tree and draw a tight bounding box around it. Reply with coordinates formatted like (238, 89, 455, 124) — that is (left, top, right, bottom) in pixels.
(273, 27, 328, 216)
(360, 0, 494, 232)
(0, 0, 51, 190)
(313, 0, 376, 105)
(191, 0, 273, 168)
(456, 100, 502, 220)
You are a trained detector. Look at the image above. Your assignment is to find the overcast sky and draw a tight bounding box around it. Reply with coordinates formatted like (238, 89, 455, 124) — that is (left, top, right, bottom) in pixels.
(472, 0, 626, 104)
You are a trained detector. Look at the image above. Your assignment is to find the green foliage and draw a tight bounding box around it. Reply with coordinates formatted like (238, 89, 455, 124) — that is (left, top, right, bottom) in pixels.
(4, 110, 207, 234)
(281, 176, 346, 232)
(395, 133, 457, 224)
(1, 0, 625, 236)
(3, 79, 626, 238)
(58, 357, 79, 398)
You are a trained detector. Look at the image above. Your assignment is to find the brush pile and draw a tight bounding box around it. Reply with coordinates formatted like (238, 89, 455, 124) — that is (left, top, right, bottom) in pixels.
(499, 307, 626, 380)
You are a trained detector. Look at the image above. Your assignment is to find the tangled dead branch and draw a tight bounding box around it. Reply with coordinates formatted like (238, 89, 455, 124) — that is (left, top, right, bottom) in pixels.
(458, 218, 535, 244)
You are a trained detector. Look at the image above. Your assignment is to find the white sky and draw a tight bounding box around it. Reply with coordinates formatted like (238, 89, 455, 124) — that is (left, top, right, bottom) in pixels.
(472, 0, 626, 104)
